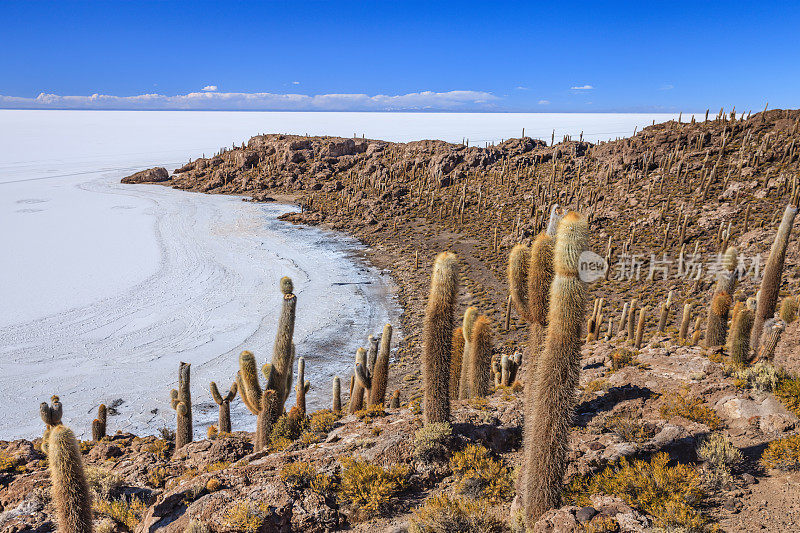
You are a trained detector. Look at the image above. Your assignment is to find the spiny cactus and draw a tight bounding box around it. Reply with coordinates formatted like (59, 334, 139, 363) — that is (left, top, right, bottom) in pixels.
(91, 404, 106, 442)
(369, 324, 393, 406)
(295, 357, 310, 415)
(272, 276, 297, 408)
(390, 390, 401, 408)
(457, 307, 478, 399)
(523, 211, 589, 524)
(422, 251, 458, 424)
(626, 298, 638, 341)
(691, 316, 704, 345)
(236, 350, 281, 451)
(780, 296, 798, 323)
(752, 202, 799, 352)
(634, 306, 648, 349)
(170, 362, 192, 450)
(499, 352, 522, 386)
(679, 303, 693, 343)
(47, 425, 93, 533)
(449, 326, 465, 400)
(366, 335, 379, 372)
(658, 290, 673, 333)
(758, 319, 786, 361)
(332, 376, 342, 412)
(349, 347, 368, 413)
(210, 381, 237, 434)
(40, 395, 63, 455)
(705, 292, 733, 348)
(730, 300, 755, 367)
(467, 315, 493, 397)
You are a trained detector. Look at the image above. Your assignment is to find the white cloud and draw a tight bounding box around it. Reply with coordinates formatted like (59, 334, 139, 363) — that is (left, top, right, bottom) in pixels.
(0, 90, 499, 111)
(659, 84, 674, 91)
(292, 81, 300, 85)
(538, 99, 550, 105)
(515, 86, 529, 90)
(202, 85, 218, 92)
(570, 85, 594, 90)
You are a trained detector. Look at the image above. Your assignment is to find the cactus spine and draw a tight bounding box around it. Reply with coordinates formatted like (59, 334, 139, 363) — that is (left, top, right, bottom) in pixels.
(92, 404, 106, 442)
(457, 307, 478, 399)
(236, 350, 281, 451)
(422, 252, 458, 424)
(170, 362, 192, 450)
(40, 395, 63, 455)
(780, 296, 798, 323)
(758, 319, 786, 361)
(369, 324, 393, 406)
(295, 357, 310, 415)
(658, 290, 673, 333)
(349, 347, 368, 413)
(730, 300, 755, 366)
(210, 381, 237, 434)
(634, 306, 647, 349)
(272, 276, 297, 408)
(449, 327, 465, 399)
(47, 425, 93, 533)
(752, 202, 799, 352)
(626, 298, 638, 341)
(467, 315, 493, 397)
(705, 292, 732, 348)
(332, 376, 342, 412)
(523, 212, 589, 524)
(679, 303, 692, 343)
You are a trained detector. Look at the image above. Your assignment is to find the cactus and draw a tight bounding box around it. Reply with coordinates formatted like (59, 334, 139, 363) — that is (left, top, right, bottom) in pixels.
(618, 302, 630, 336)
(349, 347, 368, 413)
(40, 395, 63, 455)
(366, 335, 379, 372)
(333, 376, 342, 412)
(499, 352, 521, 386)
(236, 350, 281, 451)
(704, 292, 732, 348)
(752, 202, 799, 352)
(47, 425, 93, 533)
(679, 303, 693, 343)
(390, 390, 401, 408)
(627, 298, 638, 341)
(91, 404, 106, 442)
(658, 290, 673, 333)
(369, 324, 393, 406)
(758, 319, 786, 361)
(634, 306, 648, 349)
(295, 357, 310, 415)
(272, 276, 297, 408)
(779, 296, 798, 323)
(449, 327, 465, 400)
(730, 300, 755, 367)
(467, 315, 493, 397)
(210, 381, 237, 434)
(457, 307, 478, 399)
(422, 252, 459, 424)
(691, 316, 704, 345)
(170, 362, 193, 450)
(523, 212, 589, 524)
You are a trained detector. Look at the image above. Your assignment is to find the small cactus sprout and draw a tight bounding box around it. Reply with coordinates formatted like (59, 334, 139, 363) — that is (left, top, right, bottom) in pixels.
(779, 296, 798, 323)
(679, 303, 693, 343)
(295, 357, 310, 415)
(272, 276, 297, 408)
(170, 362, 193, 450)
(457, 307, 479, 399)
(390, 390, 401, 409)
(467, 315, 493, 397)
(369, 324, 393, 406)
(422, 252, 459, 424)
(92, 404, 106, 442)
(236, 350, 281, 451)
(450, 327, 465, 400)
(705, 292, 733, 348)
(634, 306, 648, 349)
(524, 212, 589, 524)
(333, 376, 342, 412)
(752, 202, 799, 352)
(47, 425, 93, 533)
(730, 301, 755, 367)
(349, 347, 369, 414)
(210, 381, 237, 434)
(658, 290, 673, 333)
(40, 395, 63, 455)
(758, 319, 786, 361)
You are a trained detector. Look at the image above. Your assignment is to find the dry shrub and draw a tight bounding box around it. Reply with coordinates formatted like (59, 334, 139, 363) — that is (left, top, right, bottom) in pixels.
(354, 404, 387, 424)
(85, 467, 123, 499)
(408, 494, 506, 533)
(605, 412, 656, 443)
(309, 409, 340, 433)
(222, 501, 270, 533)
(697, 433, 743, 488)
(659, 390, 723, 430)
(280, 461, 316, 490)
(761, 434, 800, 471)
(449, 444, 513, 503)
(775, 376, 800, 417)
(338, 457, 410, 518)
(94, 497, 148, 530)
(413, 422, 452, 462)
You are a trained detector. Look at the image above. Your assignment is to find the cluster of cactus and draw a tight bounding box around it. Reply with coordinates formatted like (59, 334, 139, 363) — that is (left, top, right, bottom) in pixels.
(347, 323, 394, 411)
(40, 395, 62, 455)
(170, 362, 193, 450)
(704, 247, 738, 348)
(493, 352, 521, 387)
(455, 308, 493, 399)
(210, 381, 237, 434)
(586, 298, 605, 342)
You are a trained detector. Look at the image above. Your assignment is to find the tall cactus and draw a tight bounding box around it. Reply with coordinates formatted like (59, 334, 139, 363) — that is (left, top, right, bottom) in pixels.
(369, 324, 393, 406)
(752, 201, 799, 352)
(92, 404, 106, 442)
(730, 299, 755, 367)
(658, 290, 673, 333)
(758, 319, 786, 361)
(457, 307, 478, 399)
(467, 315, 493, 397)
(523, 211, 588, 525)
(349, 347, 368, 413)
(634, 306, 648, 349)
(295, 357, 310, 415)
(449, 327, 465, 400)
(422, 252, 459, 424)
(705, 292, 732, 348)
(272, 276, 297, 407)
(679, 303, 693, 343)
(210, 381, 237, 434)
(170, 362, 192, 450)
(332, 376, 342, 412)
(47, 425, 93, 533)
(40, 395, 62, 455)
(236, 350, 281, 451)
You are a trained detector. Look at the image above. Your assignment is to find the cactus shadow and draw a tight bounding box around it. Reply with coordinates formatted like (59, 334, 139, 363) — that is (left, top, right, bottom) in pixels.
(574, 384, 654, 427)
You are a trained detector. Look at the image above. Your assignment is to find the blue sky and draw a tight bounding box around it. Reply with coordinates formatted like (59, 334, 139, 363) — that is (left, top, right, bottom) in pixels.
(1, 0, 798, 112)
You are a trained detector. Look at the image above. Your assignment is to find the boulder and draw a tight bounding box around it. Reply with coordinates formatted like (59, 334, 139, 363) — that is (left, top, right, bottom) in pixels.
(122, 167, 170, 184)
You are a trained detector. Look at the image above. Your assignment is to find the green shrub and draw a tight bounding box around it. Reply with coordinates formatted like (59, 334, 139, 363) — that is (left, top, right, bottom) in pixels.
(413, 422, 452, 462)
(697, 433, 743, 488)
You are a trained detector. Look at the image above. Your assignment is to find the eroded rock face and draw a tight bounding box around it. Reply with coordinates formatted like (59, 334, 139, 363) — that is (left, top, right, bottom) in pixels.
(122, 167, 169, 184)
